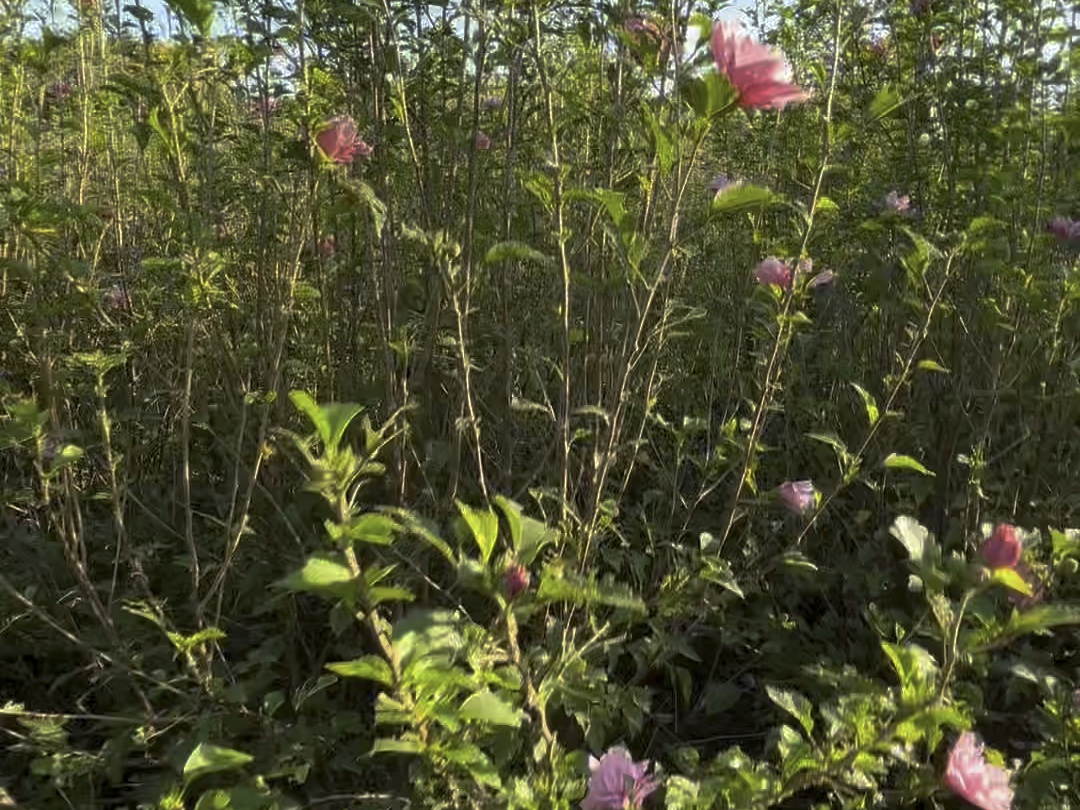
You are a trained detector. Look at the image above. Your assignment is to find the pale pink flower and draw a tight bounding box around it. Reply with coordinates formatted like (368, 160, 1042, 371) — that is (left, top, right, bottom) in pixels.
(317, 235, 336, 257)
(807, 270, 836, 289)
(316, 116, 360, 164)
(979, 524, 1021, 571)
(711, 22, 809, 110)
(883, 191, 912, 215)
(1046, 216, 1080, 245)
(944, 733, 1013, 810)
(581, 747, 658, 810)
(754, 257, 792, 290)
(777, 480, 816, 516)
(474, 131, 491, 151)
(503, 563, 530, 599)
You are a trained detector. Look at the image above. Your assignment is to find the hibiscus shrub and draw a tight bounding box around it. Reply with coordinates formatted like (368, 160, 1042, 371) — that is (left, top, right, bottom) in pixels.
(0, 0, 1078, 808)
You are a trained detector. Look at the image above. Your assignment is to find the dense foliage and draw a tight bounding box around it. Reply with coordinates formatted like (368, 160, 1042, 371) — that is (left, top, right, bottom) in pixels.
(1, 0, 1079, 806)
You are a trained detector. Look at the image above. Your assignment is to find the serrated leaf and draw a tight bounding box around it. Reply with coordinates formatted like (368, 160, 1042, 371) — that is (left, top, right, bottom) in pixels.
(536, 566, 646, 614)
(182, 743, 253, 785)
(289, 391, 363, 454)
(280, 557, 356, 601)
(459, 691, 523, 727)
(456, 501, 499, 564)
(881, 642, 939, 703)
(765, 685, 814, 736)
(883, 453, 935, 476)
(327, 656, 394, 686)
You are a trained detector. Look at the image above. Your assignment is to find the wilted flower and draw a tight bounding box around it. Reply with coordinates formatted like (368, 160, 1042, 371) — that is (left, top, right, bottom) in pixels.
(316, 116, 361, 165)
(944, 733, 1013, 810)
(474, 131, 492, 151)
(503, 562, 530, 599)
(582, 747, 659, 810)
(355, 139, 374, 158)
(711, 22, 809, 110)
(317, 235, 337, 257)
(929, 34, 944, 53)
(979, 524, 1022, 571)
(755, 257, 792, 290)
(777, 480, 816, 516)
(883, 191, 912, 215)
(1046, 216, 1080, 245)
(808, 270, 836, 289)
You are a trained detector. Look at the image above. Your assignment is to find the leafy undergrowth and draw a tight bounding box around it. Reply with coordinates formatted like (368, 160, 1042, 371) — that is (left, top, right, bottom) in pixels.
(0, 0, 1078, 807)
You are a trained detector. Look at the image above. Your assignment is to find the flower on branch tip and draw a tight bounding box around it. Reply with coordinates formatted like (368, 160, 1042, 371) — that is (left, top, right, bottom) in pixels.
(581, 747, 659, 810)
(979, 524, 1021, 571)
(944, 732, 1014, 810)
(754, 257, 792, 290)
(503, 562, 530, 599)
(777, 480, 816, 516)
(711, 22, 809, 110)
(316, 116, 361, 165)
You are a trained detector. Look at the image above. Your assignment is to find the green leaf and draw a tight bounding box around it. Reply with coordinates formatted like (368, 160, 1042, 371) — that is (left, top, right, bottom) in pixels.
(459, 691, 523, 727)
(289, 391, 363, 455)
(868, 86, 906, 120)
(883, 453, 935, 476)
(367, 586, 416, 607)
(765, 685, 814, 736)
(536, 566, 646, 615)
(392, 609, 464, 671)
(917, 359, 949, 373)
(335, 512, 399, 546)
(372, 738, 423, 755)
(990, 567, 1032, 595)
(182, 743, 254, 785)
(456, 501, 499, 564)
(851, 383, 879, 426)
(881, 642, 939, 703)
(280, 558, 356, 601)
(484, 241, 552, 266)
(327, 656, 394, 687)
(162, 0, 215, 37)
(890, 516, 930, 563)
(711, 183, 779, 215)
